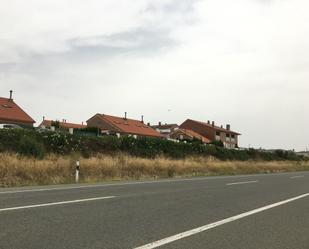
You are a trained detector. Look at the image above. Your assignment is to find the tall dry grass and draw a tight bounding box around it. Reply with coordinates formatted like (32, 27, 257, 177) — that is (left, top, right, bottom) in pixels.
(0, 153, 308, 187)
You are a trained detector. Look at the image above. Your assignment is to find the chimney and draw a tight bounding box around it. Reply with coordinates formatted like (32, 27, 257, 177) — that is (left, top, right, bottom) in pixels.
(226, 124, 231, 131)
(43, 116, 45, 121)
(147, 122, 150, 126)
(141, 115, 144, 123)
(212, 121, 215, 127)
(207, 120, 210, 124)
(9, 90, 13, 101)
(124, 112, 127, 120)
(159, 121, 162, 126)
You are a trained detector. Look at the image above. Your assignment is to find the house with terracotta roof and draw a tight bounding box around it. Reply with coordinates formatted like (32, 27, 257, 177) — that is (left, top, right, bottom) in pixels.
(169, 128, 211, 144)
(0, 91, 35, 127)
(86, 113, 163, 138)
(180, 119, 241, 149)
(38, 119, 86, 134)
(151, 122, 179, 138)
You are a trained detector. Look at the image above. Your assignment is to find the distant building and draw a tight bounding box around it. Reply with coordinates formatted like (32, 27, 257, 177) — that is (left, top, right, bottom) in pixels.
(169, 128, 211, 144)
(180, 119, 241, 149)
(87, 113, 163, 138)
(0, 91, 35, 127)
(39, 119, 86, 133)
(151, 122, 179, 138)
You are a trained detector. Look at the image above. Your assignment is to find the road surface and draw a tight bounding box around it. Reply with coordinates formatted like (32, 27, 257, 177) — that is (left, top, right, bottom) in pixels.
(0, 171, 308, 249)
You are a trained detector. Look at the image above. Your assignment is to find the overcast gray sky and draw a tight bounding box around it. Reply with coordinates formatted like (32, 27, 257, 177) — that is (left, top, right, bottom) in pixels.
(1, 0, 308, 151)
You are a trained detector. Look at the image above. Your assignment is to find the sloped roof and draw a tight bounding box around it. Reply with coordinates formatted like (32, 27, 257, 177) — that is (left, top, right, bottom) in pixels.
(39, 120, 86, 129)
(95, 114, 163, 138)
(184, 119, 241, 135)
(0, 97, 35, 124)
(182, 129, 211, 143)
(172, 128, 211, 143)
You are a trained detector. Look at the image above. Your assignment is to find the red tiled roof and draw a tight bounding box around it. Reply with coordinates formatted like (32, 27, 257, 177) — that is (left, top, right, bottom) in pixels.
(97, 114, 163, 138)
(172, 128, 211, 143)
(181, 129, 211, 143)
(186, 119, 241, 135)
(40, 120, 86, 129)
(0, 97, 35, 124)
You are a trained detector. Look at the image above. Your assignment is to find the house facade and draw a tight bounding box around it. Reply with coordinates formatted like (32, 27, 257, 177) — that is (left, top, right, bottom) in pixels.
(0, 91, 35, 127)
(87, 113, 163, 138)
(180, 119, 241, 148)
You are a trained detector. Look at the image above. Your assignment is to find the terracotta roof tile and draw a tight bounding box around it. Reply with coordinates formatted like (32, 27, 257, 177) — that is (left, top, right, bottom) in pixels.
(98, 114, 163, 138)
(186, 119, 241, 135)
(181, 129, 211, 143)
(0, 97, 35, 124)
(172, 128, 211, 143)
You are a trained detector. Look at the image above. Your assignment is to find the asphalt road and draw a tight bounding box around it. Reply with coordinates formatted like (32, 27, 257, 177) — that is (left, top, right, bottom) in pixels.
(0, 171, 308, 249)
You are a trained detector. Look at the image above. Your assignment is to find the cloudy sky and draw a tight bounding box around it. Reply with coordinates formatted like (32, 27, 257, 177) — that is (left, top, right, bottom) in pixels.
(1, 0, 308, 150)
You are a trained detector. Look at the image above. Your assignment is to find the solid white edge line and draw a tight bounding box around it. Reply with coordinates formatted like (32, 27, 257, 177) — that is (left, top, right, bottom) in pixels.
(0, 176, 252, 195)
(0, 171, 306, 195)
(0, 171, 307, 195)
(0, 196, 115, 212)
(226, 180, 258, 186)
(134, 193, 309, 249)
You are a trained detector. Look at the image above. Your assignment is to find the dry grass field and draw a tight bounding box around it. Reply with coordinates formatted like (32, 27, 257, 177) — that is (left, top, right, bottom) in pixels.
(1, 153, 308, 187)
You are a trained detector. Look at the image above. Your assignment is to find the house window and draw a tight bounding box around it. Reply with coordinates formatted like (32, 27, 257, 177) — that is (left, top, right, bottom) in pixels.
(215, 132, 221, 141)
(231, 134, 235, 138)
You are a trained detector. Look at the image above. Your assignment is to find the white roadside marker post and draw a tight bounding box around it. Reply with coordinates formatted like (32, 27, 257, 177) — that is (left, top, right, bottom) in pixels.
(75, 161, 80, 183)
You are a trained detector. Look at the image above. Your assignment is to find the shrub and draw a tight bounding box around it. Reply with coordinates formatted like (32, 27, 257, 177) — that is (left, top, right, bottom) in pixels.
(211, 140, 224, 147)
(18, 136, 45, 159)
(0, 129, 303, 161)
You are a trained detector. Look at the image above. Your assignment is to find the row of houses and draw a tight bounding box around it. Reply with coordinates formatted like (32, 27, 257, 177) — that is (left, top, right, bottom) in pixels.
(0, 91, 241, 148)
(153, 120, 240, 149)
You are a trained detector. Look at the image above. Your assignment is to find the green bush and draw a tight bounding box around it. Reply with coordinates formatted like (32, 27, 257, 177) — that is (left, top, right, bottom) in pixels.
(0, 129, 303, 161)
(210, 140, 224, 147)
(18, 136, 45, 159)
(86, 135, 121, 153)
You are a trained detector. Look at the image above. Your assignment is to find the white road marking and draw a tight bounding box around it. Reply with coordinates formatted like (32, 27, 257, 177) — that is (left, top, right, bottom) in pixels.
(290, 176, 305, 179)
(226, 180, 258, 186)
(0, 171, 307, 195)
(134, 193, 309, 249)
(0, 176, 257, 195)
(0, 196, 115, 212)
